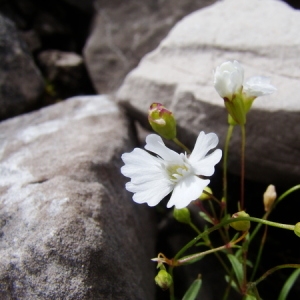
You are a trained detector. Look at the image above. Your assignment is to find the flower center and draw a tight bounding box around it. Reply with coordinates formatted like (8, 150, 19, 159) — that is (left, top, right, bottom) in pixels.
(165, 157, 192, 183)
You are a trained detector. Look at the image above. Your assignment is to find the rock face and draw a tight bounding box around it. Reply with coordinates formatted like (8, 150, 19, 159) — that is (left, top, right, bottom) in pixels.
(37, 50, 94, 99)
(0, 95, 156, 300)
(117, 0, 300, 186)
(83, 0, 217, 93)
(0, 13, 45, 121)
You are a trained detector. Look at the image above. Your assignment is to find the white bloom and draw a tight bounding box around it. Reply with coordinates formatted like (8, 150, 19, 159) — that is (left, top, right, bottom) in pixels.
(214, 60, 244, 100)
(121, 132, 222, 209)
(243, 76, 277, 98)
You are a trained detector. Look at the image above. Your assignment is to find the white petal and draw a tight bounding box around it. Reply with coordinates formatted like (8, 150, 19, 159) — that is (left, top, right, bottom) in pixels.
(167, 175, 209, 209)
(214, 60, 244, 99)
(243, 76, 276, 97)
(192, 149, 222, 176)
(189, 132, 219, 164)
(127, 180, 173, 207)
(121, 148, 164, 184)
(145, 134, 182, 163)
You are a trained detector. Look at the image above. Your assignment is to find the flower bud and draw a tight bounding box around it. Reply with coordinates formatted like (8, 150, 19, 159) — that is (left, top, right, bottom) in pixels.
(230, 211, 251, 231)
(294, 222, 300, 238)
(199, 186, 213, 201)
(148, 103, 176, 140)
(263, 185, 277, 212)
(173, 208, 191, 224)
(155, 270, 173, 290)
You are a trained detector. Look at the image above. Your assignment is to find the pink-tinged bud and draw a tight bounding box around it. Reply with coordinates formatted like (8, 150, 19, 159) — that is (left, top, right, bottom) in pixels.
(155, 270, 173, 290)
(148, 103, 176, 140)
(230, 211, 251, 231)
(263, 185, 277, 212)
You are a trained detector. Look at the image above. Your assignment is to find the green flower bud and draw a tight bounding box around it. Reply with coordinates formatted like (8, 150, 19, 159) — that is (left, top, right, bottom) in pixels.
(148, 103, 176, 140)
(199, 186, 213, 201)
(230, 211, 251, 231)
(173, 208, 191, 224)
(294, 222, 300, 238)
(155, 270, 173, 290)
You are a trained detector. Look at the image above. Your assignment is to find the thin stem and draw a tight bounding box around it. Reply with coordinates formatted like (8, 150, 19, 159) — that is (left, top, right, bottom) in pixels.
(176, 231, 247, 266)
(274, 184, 300, 208)
(172, 137, 191, 154)
(173, 217, 295, 262)
(223, 124, 234, 215)
(240, 125, 246, 210)
(250, 264, 300, 287)
(250, 225, 268, 281)
(168, 266, 175, 300)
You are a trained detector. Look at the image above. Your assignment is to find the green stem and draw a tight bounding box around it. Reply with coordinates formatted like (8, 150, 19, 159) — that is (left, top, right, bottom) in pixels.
(274, 184, 300, 208)
(250, 225, 268, 281)
(250, 264, 300, 287)
(168, 266, 175, 300)
(172, 137, 191, 154)
(174, 217, 295, 261)
(223, 124, 234, 215)
(240, 125, 246, 210)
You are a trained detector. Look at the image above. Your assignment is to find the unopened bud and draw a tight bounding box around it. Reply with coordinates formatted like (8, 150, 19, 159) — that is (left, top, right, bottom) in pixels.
(148, 103, 176, 140)
(199, 186, 213, 201)
(155, 270, 173, 290)
(230, 211, 251, 231)
(263, 185, 277, 212)
(294, 223, 300, 238)
(173, 208, 191, 224)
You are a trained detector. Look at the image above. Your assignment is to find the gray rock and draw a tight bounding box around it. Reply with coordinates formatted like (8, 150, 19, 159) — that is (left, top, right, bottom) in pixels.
(37, 50, 94, 99)
(0, 95, 156, 300)
(83, 0, 217, 93)
(117, 0, 300, 186)
(0, 14, 45, 121)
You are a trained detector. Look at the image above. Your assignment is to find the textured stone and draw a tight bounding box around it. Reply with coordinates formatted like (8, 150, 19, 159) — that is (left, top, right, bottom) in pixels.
(117, 0, 300, 185)
(37, 50, 94, 99)
(83, 0, 216, 93)
(0, 95, 156, 300)
(0, 13, 45, 120)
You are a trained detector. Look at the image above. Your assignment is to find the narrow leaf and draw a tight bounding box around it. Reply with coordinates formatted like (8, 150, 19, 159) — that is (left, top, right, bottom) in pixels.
(278, 268, 300, 300)
(182, 276, 202, 300)
(227, 254, 243, 287)
(199, 211, 214, 224)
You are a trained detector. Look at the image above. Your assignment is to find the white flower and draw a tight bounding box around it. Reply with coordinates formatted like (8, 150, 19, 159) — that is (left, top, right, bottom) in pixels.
(243, 76, 277, 98)
(214, 60, 244, 100)
(214, 60, 276, 101)
(121, 132, 222, 209)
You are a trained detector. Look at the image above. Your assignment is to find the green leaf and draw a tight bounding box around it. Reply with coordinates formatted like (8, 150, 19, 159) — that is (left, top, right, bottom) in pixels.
(225, 275, 239, 293)
(182, 276, 202, 300)
(227, 254, 243, 287)
(278, 268, 300, 300)
(199, 211, 214, 224)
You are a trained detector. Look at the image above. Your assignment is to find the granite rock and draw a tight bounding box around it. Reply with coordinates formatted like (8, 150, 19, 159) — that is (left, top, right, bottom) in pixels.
(0, 95, 156, 300)
(117, 0, 300, 186)
(0, 14, 45, 121)
(83, 0, 217, 93)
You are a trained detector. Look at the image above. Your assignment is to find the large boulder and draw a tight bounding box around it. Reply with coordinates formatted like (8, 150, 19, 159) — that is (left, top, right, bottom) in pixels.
(0, 14, 45, 120)
(117, 0, 300, 186)
(83, 0, 217, 94)
(0, 95, 156, 300)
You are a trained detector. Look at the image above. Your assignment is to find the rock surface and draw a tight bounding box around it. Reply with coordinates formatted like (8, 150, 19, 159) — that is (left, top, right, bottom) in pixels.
(0, 95, 156, 300)
(117, 0, 300, 186)
(84, 0, 217, 93)
(0, 13, 45, 121)
(37, 50, 94, 99)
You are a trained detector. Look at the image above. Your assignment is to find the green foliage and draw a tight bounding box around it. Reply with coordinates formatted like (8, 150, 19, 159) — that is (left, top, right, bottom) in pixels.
(278, 269, 300, 300)
(182, 276, 202, 300)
